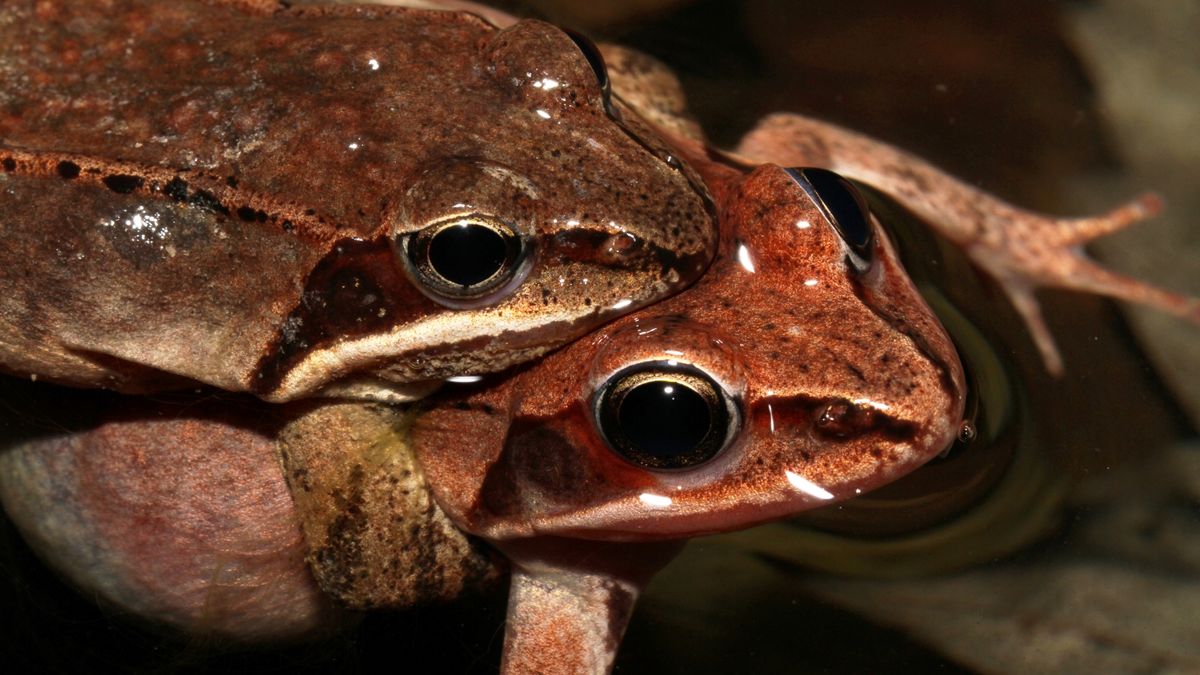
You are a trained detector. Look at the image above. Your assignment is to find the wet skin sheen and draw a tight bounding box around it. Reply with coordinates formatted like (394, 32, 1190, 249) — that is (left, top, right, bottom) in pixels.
(0, 0, 715, 403)
(3, 2, 1200, 674)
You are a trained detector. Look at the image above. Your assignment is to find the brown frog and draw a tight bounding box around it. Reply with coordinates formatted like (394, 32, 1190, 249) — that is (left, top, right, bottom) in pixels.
(3, 3, 1200, 674)
(0, 0, 714, 403)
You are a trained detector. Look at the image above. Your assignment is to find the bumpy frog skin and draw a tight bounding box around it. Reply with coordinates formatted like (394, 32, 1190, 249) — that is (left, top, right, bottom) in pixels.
(410, 163, 968, 673)
(0, 0, 714, 402)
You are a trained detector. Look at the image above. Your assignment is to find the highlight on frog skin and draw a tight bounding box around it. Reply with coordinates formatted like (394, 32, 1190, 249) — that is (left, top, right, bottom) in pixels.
(411, 163, 968, 673)
(0, 0, 717, 404)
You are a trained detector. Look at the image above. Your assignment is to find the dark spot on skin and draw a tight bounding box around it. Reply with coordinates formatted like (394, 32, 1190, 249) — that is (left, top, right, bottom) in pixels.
(163, 177, 189, 201)
(256, 238, 442, 391)
(312, 464, 368, 599)
(188, 189, 228, 215)
(453, 401, 472, 411)
(237, 206, 258, 221)
(845, 363, 867, 383)
(478, 410, 636, 519)
(56, 161, 80, 179)
(282, 220, 295, 232)
(226, 175, 238, 187)
(102, 174, 144, 194)
(1, 157, 14, 172)
(846, 269, 962, 404)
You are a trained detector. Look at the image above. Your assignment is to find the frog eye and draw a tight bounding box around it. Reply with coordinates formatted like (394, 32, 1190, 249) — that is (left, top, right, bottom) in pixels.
(402, 214, 528, 304)
(563, 29, 612, 103)
(787, 167, 875, 271)
(594, 362, 738, 470)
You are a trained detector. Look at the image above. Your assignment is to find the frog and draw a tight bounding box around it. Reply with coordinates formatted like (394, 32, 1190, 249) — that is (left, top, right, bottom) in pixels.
(406, 160, 970, 673)
(0, 0, 715, 403)
(0, 160, 969, 670)
(4, 2, 1199, 673)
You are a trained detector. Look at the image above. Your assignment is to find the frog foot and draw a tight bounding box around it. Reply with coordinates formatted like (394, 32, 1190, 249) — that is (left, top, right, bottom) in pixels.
(732, 113, 1200, 375)
(964, 192, 1200, 374)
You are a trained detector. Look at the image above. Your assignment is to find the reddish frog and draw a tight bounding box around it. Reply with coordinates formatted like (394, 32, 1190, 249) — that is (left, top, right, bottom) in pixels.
(0, 0, 715, 402)
(408, 161, 969, 673)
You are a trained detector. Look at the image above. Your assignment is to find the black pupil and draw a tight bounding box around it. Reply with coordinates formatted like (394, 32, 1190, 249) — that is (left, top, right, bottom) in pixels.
(618, 380, 711, 461)
(801, 168, 873, 254)
(428, 223, 508, 287)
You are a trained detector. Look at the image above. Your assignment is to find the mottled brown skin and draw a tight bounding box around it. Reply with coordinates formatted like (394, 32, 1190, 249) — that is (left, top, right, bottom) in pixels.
(731, 115, 1200, 374)
(0, 0, 715, 402)
(275, 400, 501, 609)
(0, 158, 969, 673)
(412, 163, 968, 673)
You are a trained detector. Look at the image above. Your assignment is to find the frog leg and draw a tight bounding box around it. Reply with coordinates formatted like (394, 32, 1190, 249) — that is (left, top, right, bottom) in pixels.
(496, 538, 681, 675)
(732, 113, 1200, 374)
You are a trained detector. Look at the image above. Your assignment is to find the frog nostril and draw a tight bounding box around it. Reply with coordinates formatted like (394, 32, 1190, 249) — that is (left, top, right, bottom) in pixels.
(595, 362, 737, 470)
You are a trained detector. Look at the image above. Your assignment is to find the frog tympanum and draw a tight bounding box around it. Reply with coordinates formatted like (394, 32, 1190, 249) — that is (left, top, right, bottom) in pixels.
(2, 2, 1199, 675)
(0, 0, 714, 403)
